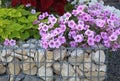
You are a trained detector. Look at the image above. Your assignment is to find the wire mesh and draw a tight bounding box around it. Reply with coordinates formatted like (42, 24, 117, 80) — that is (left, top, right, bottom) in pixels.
(0, 41, 109, 81)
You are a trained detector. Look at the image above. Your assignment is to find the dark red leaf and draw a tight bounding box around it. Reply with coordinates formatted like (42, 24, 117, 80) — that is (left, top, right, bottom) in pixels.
(52, 2, 65, 15)
(11, 0, 21, 7)
(40, 0, 54, 10)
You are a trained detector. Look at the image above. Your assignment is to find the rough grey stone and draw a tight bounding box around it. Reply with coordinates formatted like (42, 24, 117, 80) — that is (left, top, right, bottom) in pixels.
(0, 75, 9, 81)
(23, 75, 44, 81)
(15, 74, 25, 81)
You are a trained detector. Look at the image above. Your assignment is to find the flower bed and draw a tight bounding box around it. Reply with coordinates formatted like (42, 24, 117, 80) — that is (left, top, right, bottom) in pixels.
(37, 3, 120, 51)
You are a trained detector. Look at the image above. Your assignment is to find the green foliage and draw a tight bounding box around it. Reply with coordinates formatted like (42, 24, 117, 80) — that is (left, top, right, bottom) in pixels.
(65, 3, 74, 12)
(0, 6, 40, 41)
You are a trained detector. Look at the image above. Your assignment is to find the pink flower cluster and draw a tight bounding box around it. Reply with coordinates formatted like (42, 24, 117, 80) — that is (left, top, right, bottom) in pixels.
(4, 39, 16, 46)
(38, 14, 66, 49)
(38, 3, 120, 51)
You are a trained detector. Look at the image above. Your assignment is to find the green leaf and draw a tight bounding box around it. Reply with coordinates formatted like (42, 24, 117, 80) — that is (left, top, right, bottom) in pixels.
(18, 17, 30, 23)
(1, 30, 11, 39)
(0, 19, 11, 27)
(32, 25, 39, 29)
(29, 12, 40, 17)
(19, 9, 30, 16)
(9, 32, 20, 39)
(20, 31, 30, 40)
(54, 23, 59, 27)
(0, 28, 3, 33)
(8, 8, 22, 17)
(15, 11, 22, 17)
(0, 19, 3, 26)
(8, 9, 17, 16)
(33, 33, 40, 39)
(24, 23, 33, 29)
(34, 12, 40, 16)
(0, 37, 4, 42)
(6, 23, 23, 31)
(0, 8, 7, 17)
(17, 5, 24, 9)
(40, 19, 48, 23)
(65, 3, 74, 12)
(28, 15, 37, 22)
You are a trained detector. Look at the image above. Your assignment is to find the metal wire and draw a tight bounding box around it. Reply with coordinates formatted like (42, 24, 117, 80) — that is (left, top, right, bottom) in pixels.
(0, 41, 110, 81)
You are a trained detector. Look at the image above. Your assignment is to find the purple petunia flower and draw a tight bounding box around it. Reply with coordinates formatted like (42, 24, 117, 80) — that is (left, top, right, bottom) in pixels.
(72, 10, 79, 16)
(95, 35, 101, 42)
(101, 32, 108, 39)
(38, 14, 45, 20)
(68, 30, 77, 37)
(74, 34, 84, 43)
(70, 41, 78, 47)
(82, 15, 90, 21)
(109, 33, 118, 41)
(9, 39, 16, 46)
(48, 15, 57, 24)
(31, 9, 36, 14)
(87, 37, 95, 46)
(58, 36, 66, 44)
(25, 3, 31, 7)
(77, 5, 85, 11)
(96, 19, 105, 27)
(112, 42, 120, 51)
(107, 19, 114, 26)
(83, 25, 90, 30)
(43, 12, 49, 17)
(68, 20, 76, 29)
(39, 30, 46, 36)
(60, 25, 66, 32)
(33, 20, 40, 25)
(4, 39, 10, 46)
(85, 29, 94, 37)
(42, 25, 49, 31)
(41, 41, 48, 49)
(76, 24, 84, 31)
(49, 40, 55, 48)
(55, 40, 61, 48)
(63, 12, 72, 18)
(104, 42, 110, 48)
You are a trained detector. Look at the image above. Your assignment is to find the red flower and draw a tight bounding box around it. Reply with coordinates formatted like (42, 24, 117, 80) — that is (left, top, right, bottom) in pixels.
(52, 0, 67, 15)
(11, 0, 36, 7)
(37, 0, 67, 15)
(11, 0, 21, 7)
(21, 0, 36, 7)
(11, 0, 67, 15)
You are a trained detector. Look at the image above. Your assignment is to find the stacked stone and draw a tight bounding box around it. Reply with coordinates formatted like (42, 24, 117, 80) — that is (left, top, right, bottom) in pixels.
(0, 39, 107, 81)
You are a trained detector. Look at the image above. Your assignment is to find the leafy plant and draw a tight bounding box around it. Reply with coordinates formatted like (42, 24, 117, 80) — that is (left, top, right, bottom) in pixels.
(0, 5, 40, 42)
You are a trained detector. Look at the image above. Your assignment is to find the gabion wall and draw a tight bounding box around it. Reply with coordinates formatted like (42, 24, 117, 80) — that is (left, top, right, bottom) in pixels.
(0, 40, 108, 81)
